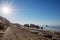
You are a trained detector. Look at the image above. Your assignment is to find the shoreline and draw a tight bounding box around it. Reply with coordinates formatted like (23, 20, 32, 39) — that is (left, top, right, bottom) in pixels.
(1, 27, 60, 40)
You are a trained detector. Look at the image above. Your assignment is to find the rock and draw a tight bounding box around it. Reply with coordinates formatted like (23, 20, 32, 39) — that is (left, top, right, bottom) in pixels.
(43, 33, 52, 38)
(41, 27, 43, 29)
(24, 24, 29, 27)
(0, 16, 11, 29)
(0, 16, 10, 26)
(12, 23, 21, 27)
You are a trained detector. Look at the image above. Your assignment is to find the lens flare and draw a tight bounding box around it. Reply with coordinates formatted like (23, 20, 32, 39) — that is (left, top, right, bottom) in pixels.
(1, 6, 11, 14)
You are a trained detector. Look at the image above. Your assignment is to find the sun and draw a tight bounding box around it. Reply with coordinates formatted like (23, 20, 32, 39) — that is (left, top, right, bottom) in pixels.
(1, 6, 11, 14)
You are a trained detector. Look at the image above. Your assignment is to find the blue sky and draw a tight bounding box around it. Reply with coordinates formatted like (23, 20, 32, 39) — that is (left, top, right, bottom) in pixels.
(0, 0, 60, 25)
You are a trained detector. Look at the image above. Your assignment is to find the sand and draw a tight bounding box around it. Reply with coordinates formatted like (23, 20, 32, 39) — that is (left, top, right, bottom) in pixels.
(0, 27, 60, 40)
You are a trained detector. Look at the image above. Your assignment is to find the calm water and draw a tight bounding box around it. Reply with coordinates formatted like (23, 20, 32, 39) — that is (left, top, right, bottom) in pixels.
(41, 25, 60, 32)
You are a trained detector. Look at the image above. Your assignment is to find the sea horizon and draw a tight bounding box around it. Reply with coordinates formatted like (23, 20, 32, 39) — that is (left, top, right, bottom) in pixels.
(40, 25, 60, 32)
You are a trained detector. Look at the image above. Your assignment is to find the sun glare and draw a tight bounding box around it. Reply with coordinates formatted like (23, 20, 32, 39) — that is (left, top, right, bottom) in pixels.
(0, 0, 15, 15)
(1, 6, 11, 14)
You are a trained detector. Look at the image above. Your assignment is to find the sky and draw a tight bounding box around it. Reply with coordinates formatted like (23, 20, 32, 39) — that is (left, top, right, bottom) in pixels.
(0, 0, 60, 25)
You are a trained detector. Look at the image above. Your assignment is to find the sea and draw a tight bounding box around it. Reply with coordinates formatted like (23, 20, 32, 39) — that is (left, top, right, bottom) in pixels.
(40, 25, 60, 32)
